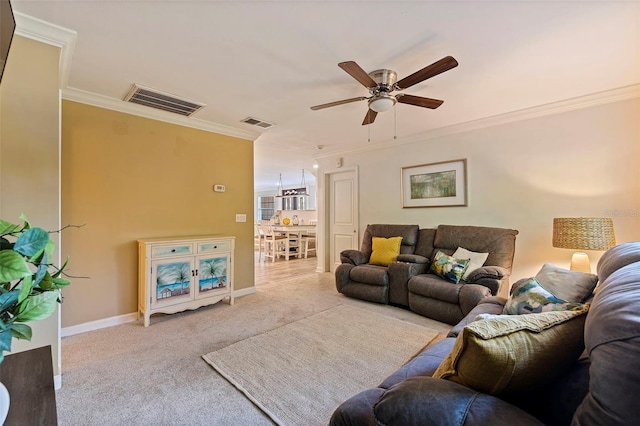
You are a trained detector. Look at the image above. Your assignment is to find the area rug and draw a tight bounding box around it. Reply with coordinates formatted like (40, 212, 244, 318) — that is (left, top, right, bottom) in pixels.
(202, 304, 439, 426)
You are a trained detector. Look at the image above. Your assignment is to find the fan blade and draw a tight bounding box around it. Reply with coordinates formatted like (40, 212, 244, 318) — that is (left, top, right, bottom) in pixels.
(362, 109, 378, 125)
(395, 56, 458, 90)
(310, 96, 368, 111)
(338, 61, 378, 88)
(396, 94, 444, 109)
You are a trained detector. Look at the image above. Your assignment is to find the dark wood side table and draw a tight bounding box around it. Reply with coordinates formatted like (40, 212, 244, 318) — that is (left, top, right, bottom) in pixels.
(0, 345, 57, 425)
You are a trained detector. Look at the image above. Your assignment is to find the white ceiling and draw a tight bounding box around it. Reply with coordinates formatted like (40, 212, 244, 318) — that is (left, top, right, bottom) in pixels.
(11, 0, 640, 190)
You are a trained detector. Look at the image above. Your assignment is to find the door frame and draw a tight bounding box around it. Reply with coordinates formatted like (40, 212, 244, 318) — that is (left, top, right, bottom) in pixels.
(317, 166, 359, 272)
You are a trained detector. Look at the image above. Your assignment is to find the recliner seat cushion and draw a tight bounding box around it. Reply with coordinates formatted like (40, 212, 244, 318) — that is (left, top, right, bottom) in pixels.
(350, 265, 389, 286)
(409, 275, 462, 304)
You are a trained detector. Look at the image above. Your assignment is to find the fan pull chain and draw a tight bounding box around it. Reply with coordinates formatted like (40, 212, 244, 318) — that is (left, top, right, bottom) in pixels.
(368, 118, 371, 142)
(394, 105, 397, 140)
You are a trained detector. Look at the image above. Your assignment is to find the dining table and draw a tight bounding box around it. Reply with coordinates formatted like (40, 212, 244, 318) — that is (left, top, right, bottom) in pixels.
(271, 224, 316, 260)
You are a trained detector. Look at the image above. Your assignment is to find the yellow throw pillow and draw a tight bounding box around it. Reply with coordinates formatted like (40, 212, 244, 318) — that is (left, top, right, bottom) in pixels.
(432, 307, 588, 395)
(369, 236, 403, 266)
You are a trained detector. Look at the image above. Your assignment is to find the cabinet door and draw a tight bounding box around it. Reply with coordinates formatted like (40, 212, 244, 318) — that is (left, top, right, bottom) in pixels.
(195, 254, 230, 300)
(151, 257, 195, 309)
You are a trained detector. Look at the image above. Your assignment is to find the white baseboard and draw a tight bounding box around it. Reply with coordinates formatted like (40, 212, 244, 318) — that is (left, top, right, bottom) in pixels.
(234, 286, 256, 298)
(61, 312, 138, 337)
(61, 286, 257, 337)
(54, 374, 62, 390)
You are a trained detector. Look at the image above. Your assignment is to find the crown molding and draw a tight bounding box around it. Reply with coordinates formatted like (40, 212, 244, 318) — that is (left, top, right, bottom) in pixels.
(63, 87, 260, 141)
(14, 12, 77, 89)
(13, 12, 259, 141)
(315, 84, 640, 160)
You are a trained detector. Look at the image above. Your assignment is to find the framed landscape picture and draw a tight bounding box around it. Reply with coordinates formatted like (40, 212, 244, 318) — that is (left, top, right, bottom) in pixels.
(401, 159, 467, 208)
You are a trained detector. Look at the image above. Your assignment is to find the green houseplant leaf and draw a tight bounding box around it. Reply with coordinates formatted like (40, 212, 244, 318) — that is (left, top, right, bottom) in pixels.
(18, 274, 33, 304)
(14, 227, 49, 257)
(0, 215, 73, 363)
(14, 291, 59, 322)
(0, 220, 20, 236)
(0, 250, 32, 282)
(10, 323, 32, 341)
(0, 291, 19, 312)
(0, 328, 12, 352)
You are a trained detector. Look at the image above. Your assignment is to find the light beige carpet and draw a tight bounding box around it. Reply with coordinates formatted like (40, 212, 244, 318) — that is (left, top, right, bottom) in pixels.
(202, 304, 439, 426)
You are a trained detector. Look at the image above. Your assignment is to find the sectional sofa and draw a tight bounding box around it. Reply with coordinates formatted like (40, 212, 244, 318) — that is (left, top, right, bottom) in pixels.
(330, 241, 640, 425)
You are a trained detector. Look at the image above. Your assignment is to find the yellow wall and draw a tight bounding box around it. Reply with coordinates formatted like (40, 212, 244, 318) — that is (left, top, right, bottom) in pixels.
(0, 36, 61, 375)
(61, 101, 255, 327)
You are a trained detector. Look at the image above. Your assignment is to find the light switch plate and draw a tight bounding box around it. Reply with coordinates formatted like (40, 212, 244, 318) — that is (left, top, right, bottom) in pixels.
(235, 214, 247, 223)
(213, 184, 225, 192)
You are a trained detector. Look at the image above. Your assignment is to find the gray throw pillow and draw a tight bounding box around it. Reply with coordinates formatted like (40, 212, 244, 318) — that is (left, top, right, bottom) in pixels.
(535, 263, 598, 303)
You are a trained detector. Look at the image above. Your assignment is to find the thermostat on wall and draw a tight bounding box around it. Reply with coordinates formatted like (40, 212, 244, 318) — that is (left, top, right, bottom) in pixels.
(213, 184, 226, 192)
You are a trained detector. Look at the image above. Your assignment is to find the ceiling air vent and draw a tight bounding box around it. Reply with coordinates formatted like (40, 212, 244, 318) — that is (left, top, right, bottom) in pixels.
(123, 84, 206, 117)
(241, 117, 275, 129)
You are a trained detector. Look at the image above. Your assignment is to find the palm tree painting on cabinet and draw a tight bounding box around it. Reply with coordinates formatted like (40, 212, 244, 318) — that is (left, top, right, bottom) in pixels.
(156, 262, 191, 300)
(199, 257, 228, 292)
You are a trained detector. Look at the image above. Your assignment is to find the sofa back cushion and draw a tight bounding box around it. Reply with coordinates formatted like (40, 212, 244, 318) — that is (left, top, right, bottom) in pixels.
(431, 225, 518, 270)
(360, 224, 419, 256)
(573, 256, 640, 425)
(596, 240, 640, 284)
(414, 228, 437, 258)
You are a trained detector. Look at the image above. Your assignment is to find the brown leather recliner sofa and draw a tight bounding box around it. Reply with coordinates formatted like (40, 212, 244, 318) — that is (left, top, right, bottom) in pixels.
(335, 224, 519, 324)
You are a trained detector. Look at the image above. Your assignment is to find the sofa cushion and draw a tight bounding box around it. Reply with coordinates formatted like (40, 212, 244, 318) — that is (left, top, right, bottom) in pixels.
(369, 236, 402, 266)
(349, 265, 389, 286)
(503, 277, 585, 315)
(573, 260, 640, 426)
(596, 240, 640, 283)
(409, 275, 461, 304)
(360, 224, 419, 255)
(453, 247, 488, 280)
(429, 251, 470, 284)
(433, 225, 518, 270)
(535, 263, 597, 302)
(432, 307, 588, 395)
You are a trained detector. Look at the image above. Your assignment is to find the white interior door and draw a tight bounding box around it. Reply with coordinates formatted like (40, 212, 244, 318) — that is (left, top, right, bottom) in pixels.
(329, 169, 359, 272)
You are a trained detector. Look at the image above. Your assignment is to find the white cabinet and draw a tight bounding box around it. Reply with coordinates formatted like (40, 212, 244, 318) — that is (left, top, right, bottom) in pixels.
(138, 235, 235, 327)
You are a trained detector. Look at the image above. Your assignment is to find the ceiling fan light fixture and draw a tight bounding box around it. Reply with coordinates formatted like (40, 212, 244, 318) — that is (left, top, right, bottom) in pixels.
(368, 95, 396, 113)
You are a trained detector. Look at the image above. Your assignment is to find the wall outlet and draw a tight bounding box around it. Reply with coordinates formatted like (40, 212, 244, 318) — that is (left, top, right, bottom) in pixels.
(213, 184, 225, 192)
(235, 214, 247, 223)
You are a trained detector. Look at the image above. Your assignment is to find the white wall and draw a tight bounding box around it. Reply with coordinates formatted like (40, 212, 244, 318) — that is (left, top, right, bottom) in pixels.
(317, 97, 640, 284)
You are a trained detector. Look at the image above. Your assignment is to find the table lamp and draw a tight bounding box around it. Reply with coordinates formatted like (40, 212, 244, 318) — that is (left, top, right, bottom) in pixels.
(552, 217, 616, 273)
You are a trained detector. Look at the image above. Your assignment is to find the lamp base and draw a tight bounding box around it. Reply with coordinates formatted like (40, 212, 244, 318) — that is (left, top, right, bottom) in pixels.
(570, 252, 591, 273)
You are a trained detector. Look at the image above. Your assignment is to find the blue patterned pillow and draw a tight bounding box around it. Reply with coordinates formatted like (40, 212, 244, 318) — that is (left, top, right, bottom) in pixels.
(503, 277, 586, 315)
(430, 251, 470, 284)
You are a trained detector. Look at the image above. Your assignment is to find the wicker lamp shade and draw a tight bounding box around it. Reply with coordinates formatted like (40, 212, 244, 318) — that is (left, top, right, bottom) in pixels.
(552, 217, 616, 273)
(552, 218, 616, 250)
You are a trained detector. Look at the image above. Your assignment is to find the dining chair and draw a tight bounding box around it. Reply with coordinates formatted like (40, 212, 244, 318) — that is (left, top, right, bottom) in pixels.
(301, 220, 317, 259)
(261, 223, 287, 262)
(254, 222, 265, 260)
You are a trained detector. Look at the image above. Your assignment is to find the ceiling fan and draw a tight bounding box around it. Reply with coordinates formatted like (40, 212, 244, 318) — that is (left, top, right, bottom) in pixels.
(310, 56, 458, 125)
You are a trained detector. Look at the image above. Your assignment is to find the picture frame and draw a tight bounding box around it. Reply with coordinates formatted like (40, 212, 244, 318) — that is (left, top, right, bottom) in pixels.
(401, 159, 467, 208)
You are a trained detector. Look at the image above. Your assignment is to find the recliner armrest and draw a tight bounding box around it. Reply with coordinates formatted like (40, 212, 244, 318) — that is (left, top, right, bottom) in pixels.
(340, 250, 369, 265)
(466, 266, 508, 282)
(396, 254, 429, 264)
(373, 377, 544, 426)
